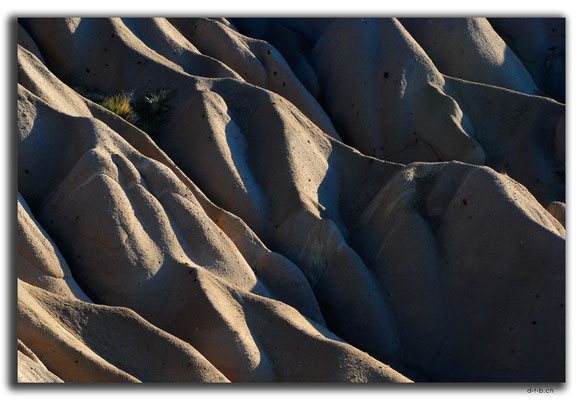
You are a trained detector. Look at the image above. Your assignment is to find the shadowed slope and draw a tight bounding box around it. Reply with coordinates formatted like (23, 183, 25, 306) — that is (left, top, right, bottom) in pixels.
(16, 17, 565, 383)
(17, 41, 410, 382)
(233, 18, 565, 206)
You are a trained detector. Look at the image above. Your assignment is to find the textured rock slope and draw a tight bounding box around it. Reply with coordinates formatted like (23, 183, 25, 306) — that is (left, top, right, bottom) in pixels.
(17, 17, 565, 382)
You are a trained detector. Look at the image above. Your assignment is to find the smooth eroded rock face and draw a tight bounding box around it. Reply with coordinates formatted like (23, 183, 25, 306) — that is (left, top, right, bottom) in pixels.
(16, 17, 564, 383)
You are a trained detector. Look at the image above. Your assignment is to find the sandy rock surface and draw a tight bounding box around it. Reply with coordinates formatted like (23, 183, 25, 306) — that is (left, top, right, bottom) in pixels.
(17, 17, 565, 383)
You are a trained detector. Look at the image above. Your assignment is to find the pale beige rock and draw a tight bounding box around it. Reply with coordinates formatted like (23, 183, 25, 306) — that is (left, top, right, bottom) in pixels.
(16, 41, 409, 382)
(18, 280, 229, 382)
(443, 75, 565, 206)
(547, 201, 566, 227)
(233, 18, 565, 205)
(399, 18, 540, 95)
(168, 18, 340, 140)
(16, 17, 565, 383)
(17, 340, 63, 383)
(354, 162, 564, 381)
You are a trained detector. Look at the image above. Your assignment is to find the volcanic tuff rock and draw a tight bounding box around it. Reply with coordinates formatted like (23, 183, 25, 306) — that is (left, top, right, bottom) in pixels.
(17, 17, 565, 382)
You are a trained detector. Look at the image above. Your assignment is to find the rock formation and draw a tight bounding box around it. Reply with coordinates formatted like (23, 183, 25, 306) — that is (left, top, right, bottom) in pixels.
(16, 17, 565, 382)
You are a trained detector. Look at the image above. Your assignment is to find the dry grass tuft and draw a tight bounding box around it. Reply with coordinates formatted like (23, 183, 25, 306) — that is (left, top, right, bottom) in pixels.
(100, 93, 138, 124)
